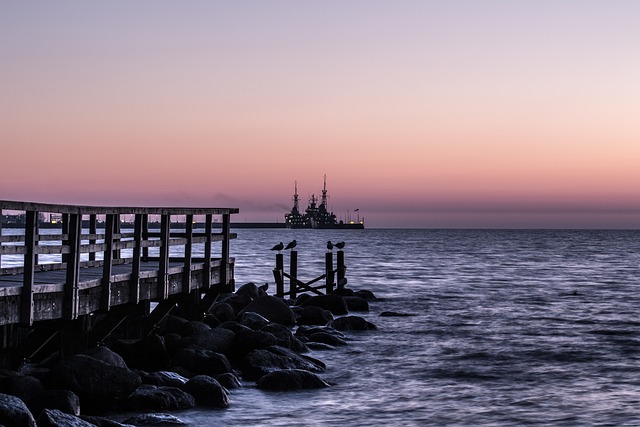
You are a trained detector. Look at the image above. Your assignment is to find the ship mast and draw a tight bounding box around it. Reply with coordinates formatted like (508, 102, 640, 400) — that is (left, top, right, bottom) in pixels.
(321, 174, 328, 208)
(293, 181, 300, 213)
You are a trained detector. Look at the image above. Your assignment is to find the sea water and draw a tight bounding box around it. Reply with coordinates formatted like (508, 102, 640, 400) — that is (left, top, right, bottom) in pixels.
(4, 228, 640, 425)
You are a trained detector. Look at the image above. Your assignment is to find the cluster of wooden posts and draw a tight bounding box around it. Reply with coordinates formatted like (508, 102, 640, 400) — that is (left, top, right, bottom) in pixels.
(272, 249, 346, 298)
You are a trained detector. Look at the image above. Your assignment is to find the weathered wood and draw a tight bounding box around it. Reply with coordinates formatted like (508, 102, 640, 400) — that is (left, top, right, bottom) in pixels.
(325, 252, 334, 294)
(221, 213, 231, 292)
(89, 214, 97, 261)
(20, 211, 37, 325)
(203, 214, 212, 290)
(158, 214, 170, 300)
(63, 214, 81, 320)
(101, 214, 115, 311)
(274, 253, 284, 296)
(130, 214, 143, 305)
(289, 250, 298, 299)
(337, 250, 346, 284)
(183, 214, 193, 294)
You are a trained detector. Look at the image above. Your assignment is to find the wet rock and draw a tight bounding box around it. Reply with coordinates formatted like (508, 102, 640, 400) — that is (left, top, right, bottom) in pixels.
(343, 296, 369, 312)
(215, 372, 242, 389)
(80, 415, 134, 426)
(36, 408, 94, 427)
(0, 393, 37, 427)
(293, 293, 312, 306)
(0, 372, 45, 404)
(238, 296, 297, 327)
(113, 335, 170, 372)
(183, 375, 229, 408)
(158, 315, 189, 336)
(45, 355, 141, 411)
(241, 345, 325, 381)
(308, 332, 347, 346)
(235, 282, 266, 299)
(295, 325, 346, 340)
(207, 302, 236, 323)
(354, 289, 377, 301)
(171, 348, 231, 376)
(123, 413, 187, 425)
(261, 323, 308, 353)
(179, 327, 235, 354)
(380, 311, 415, 317)
(305, 342, 336, 351)
(177, 321, 211, 337)
(217, 321, 251, 335)
(237, 312, 270, 330)
(127, 385, 196, 411)
(231, 328, 278, 357)
(141, 371, 188, 388)
(220, 294, 252, 314)
(256, 369, 330, 391)
(293, 306, 334, 326)
(28, 390, 80, 418)
(330, 316, 377, 331)
(81, 346, 128, 368)
(301, 294, 349, 315)
(331, 287, 355, 297)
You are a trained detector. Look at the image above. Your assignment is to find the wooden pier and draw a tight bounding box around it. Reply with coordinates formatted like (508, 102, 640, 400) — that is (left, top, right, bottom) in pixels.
(0, 200, 238, 368)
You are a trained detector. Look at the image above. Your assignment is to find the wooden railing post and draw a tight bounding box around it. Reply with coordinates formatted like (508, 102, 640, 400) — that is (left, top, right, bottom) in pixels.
(325, 251, 334, 294)
(183, 214, 193, 294)
(61, 213, 69, 265)
(88, 214, 97, 261)
(142, 214, 149, 261)
(113, 214, 121, 261)
(203, 214, 212, 290)
(221, 213, 231, 292)
(0, 208, 3, 268)
(101, 214, 115, 311)
(158, 214, 170, 300)
(131, 213, 143, 305)
(289, 250, 298, 299)
(274, 253, 284, 296)
(21, 210, 37, 325)
(63, 213, 81, 320)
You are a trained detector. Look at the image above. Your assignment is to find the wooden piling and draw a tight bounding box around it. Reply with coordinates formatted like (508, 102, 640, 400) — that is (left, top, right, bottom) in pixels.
(325, 251, 334, 294)
(274, 253, 284, 296)
(289, 250, 298, 299)
(337, 250, 346, 284)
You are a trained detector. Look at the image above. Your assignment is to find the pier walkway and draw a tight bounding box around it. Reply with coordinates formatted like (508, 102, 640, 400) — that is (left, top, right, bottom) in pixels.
(0, 200, 238, 367)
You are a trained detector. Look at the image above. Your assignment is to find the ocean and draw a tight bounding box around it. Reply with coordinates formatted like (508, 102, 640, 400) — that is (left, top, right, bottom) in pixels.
(4, 228, 640, 425)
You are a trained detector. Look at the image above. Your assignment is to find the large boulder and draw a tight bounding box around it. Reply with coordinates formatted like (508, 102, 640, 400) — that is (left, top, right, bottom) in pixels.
(176, 321, 211, 338)
(127, 385, 196, 411)
(45, 355, 141, 410)
(123, 413, 187, 425)
(140, 371, 188, 388)
(293, 306, 333, 326)
(182, 375, 229, 408)
(80, 415, 134, 426)
(0, 393, 36, 427)
(36, 409, 94, 427)
(220, 294, 252, 314)
(28, 390, 80, 419)
(235, 282, 267, 299)
(215, 373, 242, 389)
(238, 312, 270, 330)
(230, 329, 278, 358)
(112, 334, 170, 372)
(81, 346, 128, 368)
(241, 346, 325, 381)
(208, 302, 237, 323)
(354, 289, 377, 301)
(256, 369, 330, 391)
(307, 332, 347, 346)
(171, 348, 231, 376)
(180, 327, 236, 354)
(0, 372, 45, 404)
(301, 294, 348, 315)
(343, 296, 369, 312)
(238, 296, 296, 326)
(330, 316, 377, 331)
(261, 323, 308, 353)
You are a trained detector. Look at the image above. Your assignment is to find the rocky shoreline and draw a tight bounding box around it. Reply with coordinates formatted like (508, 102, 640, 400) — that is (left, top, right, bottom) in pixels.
(0, 283, 378, 426)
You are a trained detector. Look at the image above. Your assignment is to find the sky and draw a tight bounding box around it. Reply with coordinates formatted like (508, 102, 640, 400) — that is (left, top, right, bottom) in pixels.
(1, 1, 640, 228)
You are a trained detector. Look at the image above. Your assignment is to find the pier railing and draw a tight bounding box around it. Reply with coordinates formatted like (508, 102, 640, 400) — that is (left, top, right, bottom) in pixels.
(0, 200, 238, 326)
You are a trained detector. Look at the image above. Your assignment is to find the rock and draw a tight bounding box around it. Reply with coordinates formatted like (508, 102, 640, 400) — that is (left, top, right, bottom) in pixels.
(217, 321, 251, 335)
(231, 328, 278, 357)
(301, 294, 349, 315)
(177, 321, 211, 337)
(158, 315, 189, 336)
(294, 306, 334, 326)
(207, 302, 236, 323)
(45, 355, 141, 411)
(123, 413, 187, 425)
(220, 294, 252, 314)
(241, 345, 325, 381)
(256, 369, 330, 391)
(28, 390, 80, 419)
(379, 311, 415, 317)
(81, 346, 128, 368)
(179, 327, 235, 354)
(183, 375, 229, 408)
(141, 371, 188, 388)
(261, 323, 308, 353)
(215, 373, 242, 389)
(293, 293, 312, 306)
(171, 348, 231, 376)
(235, 282, 266, 299)
(343, 296, 369, 312)
(0, 393, 37, 427)
(201, 314, 221, 328)
(354, 289, 377, 301)
(308, 332, 347, 346)
(331, 287, 355, 297)
(305, 342, 335, 351)
(36, 409, 95, 427)
(237, 312, 270, 330)
(112, 335, 170, 372)
(127, 385, 196, 411)
(330, 316, 377, 331)
(80, 415, 134, 426)
(0, 372, 45, 404)
(295, 325, 346, 340)
(238, 296, 297, 327)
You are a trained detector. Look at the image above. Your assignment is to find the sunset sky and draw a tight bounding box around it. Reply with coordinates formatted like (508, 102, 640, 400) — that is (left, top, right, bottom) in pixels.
(2, 1, 640, 228)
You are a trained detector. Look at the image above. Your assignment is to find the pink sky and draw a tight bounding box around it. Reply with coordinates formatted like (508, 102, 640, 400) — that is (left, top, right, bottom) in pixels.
(2, 1, 640, 228)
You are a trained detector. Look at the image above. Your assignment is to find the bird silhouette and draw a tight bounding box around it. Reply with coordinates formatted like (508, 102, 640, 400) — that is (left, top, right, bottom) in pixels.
(326, 241, 334, 251)
(285, 240, 297, 250)
(334, 241, 345, 250)
(271, 242, 284, 252)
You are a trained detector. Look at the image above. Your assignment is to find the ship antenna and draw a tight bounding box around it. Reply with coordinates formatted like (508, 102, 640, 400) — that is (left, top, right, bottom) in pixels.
(321, 174, 328, 208)
(293, 181, 299, 213)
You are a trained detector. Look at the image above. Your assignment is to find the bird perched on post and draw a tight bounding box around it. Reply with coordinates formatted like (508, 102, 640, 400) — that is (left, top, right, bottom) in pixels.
(285, 240, 297, 250)
(326, 241, 334, 251)
(271, 242, 284, 252)
(334, 241, 345, 250)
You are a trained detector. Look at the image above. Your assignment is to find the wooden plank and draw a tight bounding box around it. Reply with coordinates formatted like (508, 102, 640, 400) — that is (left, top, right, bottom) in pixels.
(20, 211, 37, 325)
(101, 214, 115, 311)
(89, 214, 97, 261)
(142, 214, 149, 261)
(0, 208, 3, 268)
(130, 213, 143, 304)
(221, 213, 231, 292)
(203, 214, 212, 289)
(63, 213, 81, 320)
(183, 214, 193, 294)
(158, 214, 170, 300)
